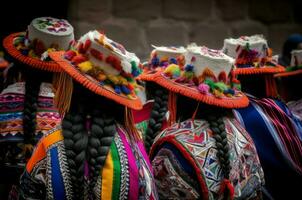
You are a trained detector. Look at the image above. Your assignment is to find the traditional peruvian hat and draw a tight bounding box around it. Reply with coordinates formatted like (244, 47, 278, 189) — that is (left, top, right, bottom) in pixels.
(49, 30, 143, 111)
(223, 35, 285, 75)
(274, 49, 302, 77)
(153, 44, 249, 109)
(3, 17, 74, 72)
(139, 45, 186, 82)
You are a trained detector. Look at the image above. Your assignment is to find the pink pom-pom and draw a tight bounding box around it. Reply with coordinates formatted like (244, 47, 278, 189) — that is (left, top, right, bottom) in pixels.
(198, 83, 210, 94)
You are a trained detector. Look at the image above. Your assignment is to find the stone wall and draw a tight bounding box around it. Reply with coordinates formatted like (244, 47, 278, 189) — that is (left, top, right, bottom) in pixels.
(68, 0, 302, 60)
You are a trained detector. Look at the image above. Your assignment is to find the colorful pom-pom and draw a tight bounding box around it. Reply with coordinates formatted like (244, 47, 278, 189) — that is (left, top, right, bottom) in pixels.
(121, 85, 131, 95)
(198, 83, 210, 94)
(114, 86, 121, 94)
(214, 82, 228, 92)
(71, 54, 88, 64)
(78, 61, 93, 73)
(151, 56, 160, 67)
(83, 39, 91, 51)
(164, 64, 181, 78)
(106, 55, 122, 71)
(90, 48, 103, 61)
(224, 88, 235, 96)
(97, 73, 107, 81)
(169, 58, 177, 64)
(185, 64, 194, 72)
(64, 50, 76, 60)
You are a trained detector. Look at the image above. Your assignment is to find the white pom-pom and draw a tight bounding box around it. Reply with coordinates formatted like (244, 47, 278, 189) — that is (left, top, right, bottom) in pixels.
(121, 60, 132, 74)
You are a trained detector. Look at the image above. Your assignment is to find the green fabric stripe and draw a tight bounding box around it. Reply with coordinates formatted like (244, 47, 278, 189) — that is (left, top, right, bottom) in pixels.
(135, 120, 148, 140)
(111, 141, 121, 200)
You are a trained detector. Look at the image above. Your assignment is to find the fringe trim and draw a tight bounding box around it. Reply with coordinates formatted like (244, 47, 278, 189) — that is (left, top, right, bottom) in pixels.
(265, 75, 278, 98)
(3, 33, 62, 72)
(274, 69, 302, 77)
(154, 73, 249, 109)
(234, 65, 285, 75)
(168, 91, 177, 126)
(49, 51, 142, 110)
(53, 72, 74, 116)
(124, 107, 141, 141)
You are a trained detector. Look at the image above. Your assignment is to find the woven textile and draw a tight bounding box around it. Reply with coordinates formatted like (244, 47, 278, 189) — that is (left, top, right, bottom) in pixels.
(150, 118, 264, 200)
(18, 126, 158, 200)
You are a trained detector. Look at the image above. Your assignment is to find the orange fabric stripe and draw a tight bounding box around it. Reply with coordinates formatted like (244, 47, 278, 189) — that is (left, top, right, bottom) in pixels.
(26, 130, 63, 172)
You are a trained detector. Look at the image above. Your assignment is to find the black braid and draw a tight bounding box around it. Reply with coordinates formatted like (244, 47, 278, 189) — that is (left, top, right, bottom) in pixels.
(206, 112, 231, 179)
(23, 78, 42, 146)
(62, 113, 87, 200)
(176, 95, 233, 198)
(145, 83, 168, 153)
(88, 111, 116, 191)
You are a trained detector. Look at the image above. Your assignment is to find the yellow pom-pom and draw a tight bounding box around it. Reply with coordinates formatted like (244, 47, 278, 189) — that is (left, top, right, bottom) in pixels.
(78, 61, 93, 73)
(107, 74, 119, 85)
(97, 73, 107, 81)
(117, 75, 128, 85)
(213, 89, 223, 98)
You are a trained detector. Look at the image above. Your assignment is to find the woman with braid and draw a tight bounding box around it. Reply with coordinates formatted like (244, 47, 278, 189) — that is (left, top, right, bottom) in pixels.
(0, 17, 73, 198)
(222, 35, 302, 200)
(17, 30, 158, 199)
(146, 45, 264, 199)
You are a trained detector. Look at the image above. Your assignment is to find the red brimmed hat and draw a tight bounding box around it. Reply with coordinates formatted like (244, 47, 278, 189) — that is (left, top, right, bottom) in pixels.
(2, 17, 74, 72)
(50, 30, 143, 111)
(274, 49, 302, 78)
(138, 45, 187, 82)
(222, 35, 285, 75)
(151, 45, 249, 109)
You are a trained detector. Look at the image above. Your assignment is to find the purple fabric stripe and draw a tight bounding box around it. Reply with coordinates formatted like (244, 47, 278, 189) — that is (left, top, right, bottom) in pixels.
(254, 98, 302, 174)
(118, 127, 139, 200)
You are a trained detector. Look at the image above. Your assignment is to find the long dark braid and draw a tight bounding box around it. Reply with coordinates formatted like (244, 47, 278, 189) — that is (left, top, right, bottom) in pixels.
(23, 78, 41, 145)
(176, 95, 233, 199)
(145, 83, 168, 153)
(88, 111, 116, 190)
(62, 82, 121, 199)
(62, 112, 87, 200)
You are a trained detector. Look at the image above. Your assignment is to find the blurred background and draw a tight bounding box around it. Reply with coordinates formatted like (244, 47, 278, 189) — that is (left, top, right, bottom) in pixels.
(0, 0, 302, 60)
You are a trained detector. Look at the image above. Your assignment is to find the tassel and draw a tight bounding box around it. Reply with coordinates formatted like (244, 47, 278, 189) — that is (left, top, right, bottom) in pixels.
(218, 71, 227, 83)
(124, 107, 141, 140)
(218, 179, 235, 200)
(52, 72, 73, 117)
(265, 75, 278, 98)
(168, 91, 177, 126)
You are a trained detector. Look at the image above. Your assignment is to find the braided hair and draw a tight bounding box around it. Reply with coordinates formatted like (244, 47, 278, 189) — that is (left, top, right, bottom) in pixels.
(144, 82, 168, 153)
(62, 82, 123, 199)
(176, 94, 233, 199)
(3, 60, 53, 159)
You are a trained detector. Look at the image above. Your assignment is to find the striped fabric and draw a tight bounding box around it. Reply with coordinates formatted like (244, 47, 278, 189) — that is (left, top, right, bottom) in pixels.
(234, 96, 302, 199)
(19, 125, 158, 200)
(0, 82, 61, 168)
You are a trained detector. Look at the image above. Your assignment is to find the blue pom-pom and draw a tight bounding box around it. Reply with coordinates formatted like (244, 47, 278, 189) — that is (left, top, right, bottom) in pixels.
(151, 57, 160, 67)
(169, 58, 177, 64)
(114, 86, 121, 94)
(99, 81, 105, 86)
(121, 85, 131, 95)
(185, 64, 194, 71)
(21, 49, 29, 56)
(224, 88, 235, 95)
(132, 69, 140, 77)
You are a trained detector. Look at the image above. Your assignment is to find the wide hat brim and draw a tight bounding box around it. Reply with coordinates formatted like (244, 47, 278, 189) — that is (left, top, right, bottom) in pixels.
(137, 68, 160, 82)
(274, 69, 302, 78)
(49, 51, 143, 110)
(3, 32, 62, 72)
(234, 65, 285, 75)
(154, 70, 249, 109)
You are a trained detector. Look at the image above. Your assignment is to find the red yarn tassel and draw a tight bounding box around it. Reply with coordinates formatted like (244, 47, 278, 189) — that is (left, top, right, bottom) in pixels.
(218, 179, 235, 200)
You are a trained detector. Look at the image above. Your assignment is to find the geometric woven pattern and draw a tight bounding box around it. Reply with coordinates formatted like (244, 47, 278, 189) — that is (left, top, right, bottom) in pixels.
(150, 117, 264, 199)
